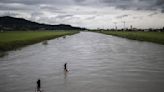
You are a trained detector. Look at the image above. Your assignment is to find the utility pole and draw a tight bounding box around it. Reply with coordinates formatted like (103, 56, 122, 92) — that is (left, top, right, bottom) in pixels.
(114, 22, 117, 30)
(122, 21, 126, 30)
(130, 25, 133, 29)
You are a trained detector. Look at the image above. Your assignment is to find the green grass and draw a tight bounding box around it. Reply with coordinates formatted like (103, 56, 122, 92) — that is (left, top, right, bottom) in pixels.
(0, 31, 79, 51)
(101, 31, 164, 45)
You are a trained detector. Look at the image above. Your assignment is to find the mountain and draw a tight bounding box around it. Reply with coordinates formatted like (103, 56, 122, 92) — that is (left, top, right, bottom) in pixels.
(0, 16, 85, 31)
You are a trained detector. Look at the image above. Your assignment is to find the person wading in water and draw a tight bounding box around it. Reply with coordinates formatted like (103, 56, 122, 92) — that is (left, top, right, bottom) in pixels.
(37, 79, 41, 92)
(64, 63, 68, 72)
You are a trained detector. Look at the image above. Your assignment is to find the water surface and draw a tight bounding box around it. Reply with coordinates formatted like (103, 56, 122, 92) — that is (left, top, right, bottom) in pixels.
(0, 32, 164, 92)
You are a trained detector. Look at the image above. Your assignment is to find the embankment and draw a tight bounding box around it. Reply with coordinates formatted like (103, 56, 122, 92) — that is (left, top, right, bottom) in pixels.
(0, 31, 79, 52)
(101, 31, 164, 45)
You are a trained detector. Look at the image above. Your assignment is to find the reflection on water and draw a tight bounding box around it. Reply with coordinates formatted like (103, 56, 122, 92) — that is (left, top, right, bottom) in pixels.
(0, 32, 164, 92)
(42, 40, 48, 45)
(0, 51, 8, 57)
(64, 71, 68, 79)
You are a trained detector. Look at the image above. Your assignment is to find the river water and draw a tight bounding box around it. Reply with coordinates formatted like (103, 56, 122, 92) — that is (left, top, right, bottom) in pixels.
(0, 32, 164, 92)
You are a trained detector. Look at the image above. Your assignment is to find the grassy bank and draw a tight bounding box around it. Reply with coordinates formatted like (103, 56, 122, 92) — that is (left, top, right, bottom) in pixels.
(101, 31, 164, 45)
(0, 31, 79, 51)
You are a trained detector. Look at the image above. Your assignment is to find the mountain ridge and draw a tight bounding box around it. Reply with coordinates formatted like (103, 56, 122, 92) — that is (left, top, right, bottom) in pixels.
(0, 16, 85, 31)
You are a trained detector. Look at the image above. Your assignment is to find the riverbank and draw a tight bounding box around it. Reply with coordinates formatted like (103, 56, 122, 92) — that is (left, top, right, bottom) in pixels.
(0, 31, 79, 52)
(101, 31, 164, 45)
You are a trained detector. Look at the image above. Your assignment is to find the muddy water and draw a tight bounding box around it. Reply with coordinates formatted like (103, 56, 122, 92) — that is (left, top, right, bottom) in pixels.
(0, 32, 164, 92)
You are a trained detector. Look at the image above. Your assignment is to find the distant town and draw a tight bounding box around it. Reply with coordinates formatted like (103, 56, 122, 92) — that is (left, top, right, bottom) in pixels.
(91, 25, 164, 32)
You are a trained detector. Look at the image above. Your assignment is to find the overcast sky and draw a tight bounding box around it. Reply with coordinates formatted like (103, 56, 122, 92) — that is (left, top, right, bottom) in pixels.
(0, 0, 164, 29)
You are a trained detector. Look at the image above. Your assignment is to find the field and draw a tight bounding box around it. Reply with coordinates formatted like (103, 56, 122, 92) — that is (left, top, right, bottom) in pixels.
(0, 31, 79, 51)
(101, 31, 164, 45)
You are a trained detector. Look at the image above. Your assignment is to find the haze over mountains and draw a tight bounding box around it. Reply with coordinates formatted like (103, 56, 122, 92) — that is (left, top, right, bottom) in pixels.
(0, 16, 85, 31)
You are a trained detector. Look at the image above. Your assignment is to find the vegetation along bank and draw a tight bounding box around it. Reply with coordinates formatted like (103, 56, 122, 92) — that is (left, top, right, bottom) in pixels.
(0, 31, 79, 52)
(101, 31, 164, 45)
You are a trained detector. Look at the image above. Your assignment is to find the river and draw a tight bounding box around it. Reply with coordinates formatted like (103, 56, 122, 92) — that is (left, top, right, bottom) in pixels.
(0, 32, 164, 92)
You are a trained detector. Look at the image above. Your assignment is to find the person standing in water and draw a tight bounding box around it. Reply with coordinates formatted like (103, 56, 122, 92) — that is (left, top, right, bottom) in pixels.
(64, 63, 68, 72)
(37, 79, 41, 92)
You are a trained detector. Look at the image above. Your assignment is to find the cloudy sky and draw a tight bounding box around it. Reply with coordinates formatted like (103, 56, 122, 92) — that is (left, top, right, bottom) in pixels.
(0, 0, 164, 29)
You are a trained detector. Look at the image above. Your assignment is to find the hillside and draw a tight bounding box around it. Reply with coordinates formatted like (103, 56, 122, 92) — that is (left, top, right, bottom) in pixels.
(0, 16, 85, 31)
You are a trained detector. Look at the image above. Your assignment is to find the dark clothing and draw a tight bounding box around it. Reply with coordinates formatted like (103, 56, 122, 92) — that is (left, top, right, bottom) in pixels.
(64, 63, 68, 71)
(64, 63, 67, 70)
(37, 79, 41, 91)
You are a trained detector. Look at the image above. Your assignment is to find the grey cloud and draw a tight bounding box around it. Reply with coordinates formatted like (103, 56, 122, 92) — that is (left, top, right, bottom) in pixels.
(40, 5, 60, 10)
(72, 0, 164, 13)
(39, 5, 66, 13)
(148, 12, 159, 17)
(162, 9, 164, 13)
(55, 15, 74, 19)
(101, 0, 164, 12)
(0, 11, 20, 17)
(155, 0, 164, 6)
(0, 0, 164, 29)
(0, 3, 34, 11)
(0, 0, 73, 5)
(30, 11, 44, 20)
(133, 16, 143, 20)
(86, 16, 96, 20)
(116, 14, 129, 19)
(74, 0, 86, 3)
(36, 16, 57, 24)
(1, 0, 164, 12)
